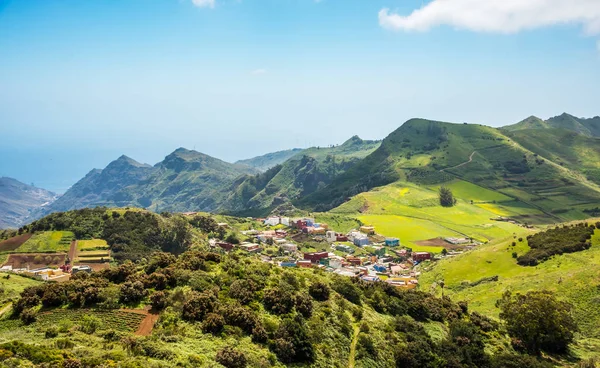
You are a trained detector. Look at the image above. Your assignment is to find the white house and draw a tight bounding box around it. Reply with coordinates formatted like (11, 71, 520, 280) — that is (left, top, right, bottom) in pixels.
(281, 243, 298, 252)
(326, 231, 337, 242)
(264, 217, 281, 226)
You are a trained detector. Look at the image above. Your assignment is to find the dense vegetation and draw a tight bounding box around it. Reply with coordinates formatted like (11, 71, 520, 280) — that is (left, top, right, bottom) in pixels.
(3, 247, 569, 368)
(517, 223, 596, 266)
(22, 208, 202, 261)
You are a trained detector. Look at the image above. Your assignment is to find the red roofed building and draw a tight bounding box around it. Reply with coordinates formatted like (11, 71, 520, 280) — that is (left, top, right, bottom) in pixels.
(304, 251, 329, 264)
(412, 252, 431, 262)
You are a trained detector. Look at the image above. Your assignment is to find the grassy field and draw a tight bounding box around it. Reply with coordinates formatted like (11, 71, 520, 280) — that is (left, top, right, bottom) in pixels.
(419, 221, 600, 358)
(0, 274, 41, 310)
(18, 231, 74, 253)
(328, 180, 527, 252)
(77, 239, 109, 250)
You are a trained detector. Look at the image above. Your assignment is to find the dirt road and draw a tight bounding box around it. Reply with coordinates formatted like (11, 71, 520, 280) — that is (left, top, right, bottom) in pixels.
(68, 240, 77, 263)
(440, 151, 476, 172)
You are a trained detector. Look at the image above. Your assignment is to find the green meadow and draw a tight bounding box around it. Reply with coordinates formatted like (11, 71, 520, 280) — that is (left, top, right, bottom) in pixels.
(327, 180, 527, 252)
(0, 274, 41, 310)
(77, 239, 109, 250)
(17, 231, 74, 253)
(419, 223, 600, 358)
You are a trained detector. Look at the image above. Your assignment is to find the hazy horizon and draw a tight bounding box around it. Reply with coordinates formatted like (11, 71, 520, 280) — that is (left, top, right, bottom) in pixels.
(2, 0, 600, 192)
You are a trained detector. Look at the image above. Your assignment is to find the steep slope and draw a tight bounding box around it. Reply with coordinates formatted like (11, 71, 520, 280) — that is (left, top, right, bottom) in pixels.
(300, 119, 600, 222)
(0, 177, 56, 229)
(420, 221, 600, 355)
(124, 148, 258, 212)
(506, 128, 600, 185)
(43, 155, 154, 213)
(39, 149, 258, 216)
(235, 148, 304, 172)
(222, 136, 381, 215)
(504, 113, 600, 137)
(502, 115, 549, 131)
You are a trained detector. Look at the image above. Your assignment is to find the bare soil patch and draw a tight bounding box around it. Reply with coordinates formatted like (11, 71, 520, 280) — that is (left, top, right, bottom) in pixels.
(4, 253, 66, 269)
(0, 234, 32, 252)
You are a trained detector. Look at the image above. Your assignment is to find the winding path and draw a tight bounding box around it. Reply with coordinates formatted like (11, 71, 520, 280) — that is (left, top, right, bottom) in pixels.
(348, 323, 360, 368)
(440, 151, 476, 172)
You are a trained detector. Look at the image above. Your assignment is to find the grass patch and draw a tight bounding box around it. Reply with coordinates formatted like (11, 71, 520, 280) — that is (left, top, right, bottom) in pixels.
(77, 239, 109, 250)
(18, 231, 74, 253)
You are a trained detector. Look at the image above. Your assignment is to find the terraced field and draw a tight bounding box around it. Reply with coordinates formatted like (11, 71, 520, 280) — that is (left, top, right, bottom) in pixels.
(17, 231, 74, 253)
(35, 309, 146, 333)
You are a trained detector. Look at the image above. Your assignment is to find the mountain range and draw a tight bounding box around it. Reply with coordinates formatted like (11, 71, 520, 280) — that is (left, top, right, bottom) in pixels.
(2, 112, 600, 228)
(0, 177, 57, 228)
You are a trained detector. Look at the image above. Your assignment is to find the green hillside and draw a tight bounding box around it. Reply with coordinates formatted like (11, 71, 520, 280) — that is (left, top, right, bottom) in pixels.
(300, 118, 600, 225)
(420, 221, 600, 359)
(506, 128, 600, 186)
(222, 136, 381, 215)
(235, 148, 304, 172)
(1, 209, 585, 367)
(504, 113, 600, 138)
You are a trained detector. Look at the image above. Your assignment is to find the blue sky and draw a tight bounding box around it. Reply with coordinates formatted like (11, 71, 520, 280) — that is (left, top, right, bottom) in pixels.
(1, 0, 599, 193)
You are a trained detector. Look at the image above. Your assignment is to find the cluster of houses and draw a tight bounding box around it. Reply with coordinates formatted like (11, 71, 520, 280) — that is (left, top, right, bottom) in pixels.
(279, 250, 421, 289)
(207, 216, 431, 289)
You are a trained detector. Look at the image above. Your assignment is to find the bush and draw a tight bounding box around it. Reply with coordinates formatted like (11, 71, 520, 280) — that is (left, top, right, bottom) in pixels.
(497, 290, 577, 354)
(202, 313, 225, 335)
(263, 287, 295, 315)
(45, 326, 59, 338)
(150, 291, 169, 311)
(295, 293, 313, 318)
(181, 290, 218, 321)
(308, 281, 330, 301)
(216, 346, 247, 368)
(79, 315, 103, 334)
(119, 281, 147, 304)
(517, 224, 594, 266)
(20, 308, 37, 325)
(331, 277, 361, 305)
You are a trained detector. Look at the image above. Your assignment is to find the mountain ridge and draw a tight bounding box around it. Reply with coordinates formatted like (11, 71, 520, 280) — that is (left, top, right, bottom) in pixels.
(0, 177, 57, 229)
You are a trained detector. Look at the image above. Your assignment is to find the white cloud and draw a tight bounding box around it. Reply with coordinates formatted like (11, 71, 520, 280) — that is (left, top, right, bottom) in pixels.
(251, 69, 267, 75)
(379, 0, 600, 34)
(192, 0, 215, 9)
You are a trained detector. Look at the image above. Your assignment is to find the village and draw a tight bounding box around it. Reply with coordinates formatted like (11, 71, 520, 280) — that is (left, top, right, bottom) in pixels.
(210, 215, 479, 290)
(0, 214, 479, 288)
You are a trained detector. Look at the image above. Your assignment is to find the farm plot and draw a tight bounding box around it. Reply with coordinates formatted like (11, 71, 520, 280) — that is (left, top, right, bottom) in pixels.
(76, 249, 111, 264)
(0, 234, 32, 252)
(3, 253, 66, 269)
(17, 231, 74, 253)
(36, 309, 147, 333)
(77, 239, 109, 251)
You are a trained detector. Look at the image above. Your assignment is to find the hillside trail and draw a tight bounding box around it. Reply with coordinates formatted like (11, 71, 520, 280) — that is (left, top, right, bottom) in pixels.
(68, 240, 77, 263)
(348, 319, 360, 368)
(440, 151, 476, 172)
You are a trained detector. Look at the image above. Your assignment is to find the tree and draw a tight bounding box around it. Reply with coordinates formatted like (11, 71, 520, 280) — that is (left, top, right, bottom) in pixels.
(202, 313, 225, 335)
(216, 346, 247, 368)
(439, 186, 456, 207)
(150, 291, 169, 311)
(308, 282, 330, 301)
(497, 290, 577, 354)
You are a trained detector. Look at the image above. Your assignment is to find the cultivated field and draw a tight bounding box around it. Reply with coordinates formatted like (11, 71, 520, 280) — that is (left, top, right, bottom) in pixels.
(0, 234, 32, 252)
(17, 231, 74, 253)
(3, 253, 66, 269)
(328, 180, 528, 252)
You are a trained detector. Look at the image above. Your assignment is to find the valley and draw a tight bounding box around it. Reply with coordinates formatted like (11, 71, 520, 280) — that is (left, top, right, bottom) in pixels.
(1, 114, 600, 367)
